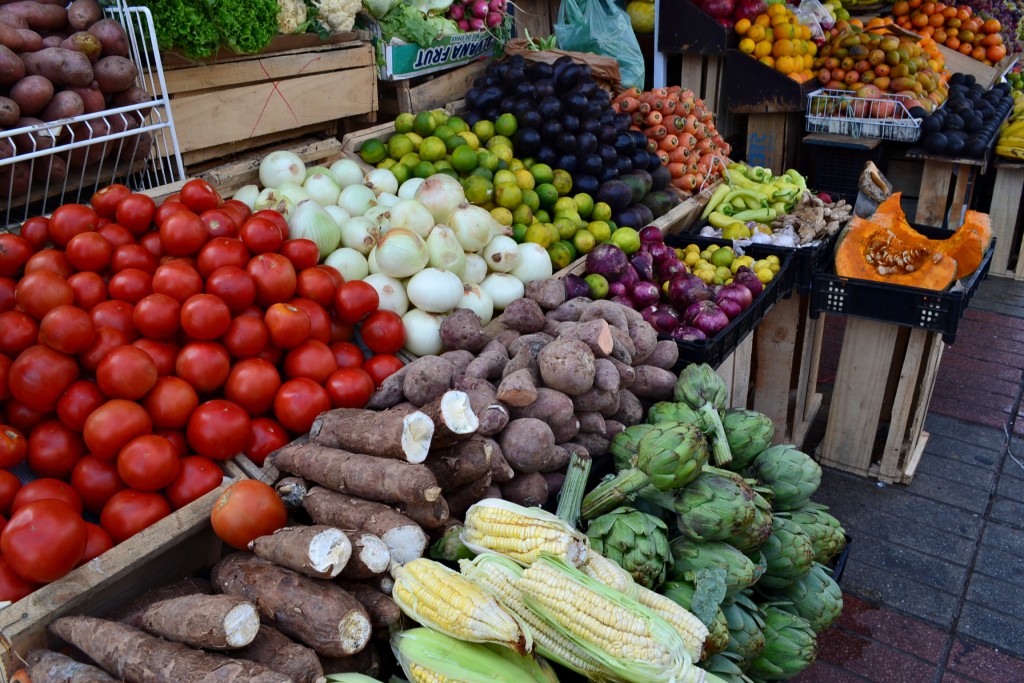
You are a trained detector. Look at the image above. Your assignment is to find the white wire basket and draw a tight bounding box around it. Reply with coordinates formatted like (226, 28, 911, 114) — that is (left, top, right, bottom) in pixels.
(805, 87, 925, 142)
(0, 1, 184, 228)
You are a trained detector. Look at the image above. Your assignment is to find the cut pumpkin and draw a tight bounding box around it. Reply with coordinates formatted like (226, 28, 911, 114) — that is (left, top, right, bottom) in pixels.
(835, 216, 958, 290)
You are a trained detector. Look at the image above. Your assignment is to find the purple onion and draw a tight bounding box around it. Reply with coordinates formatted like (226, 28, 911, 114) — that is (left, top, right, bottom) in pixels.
(648, 242, 674, 265)
(631, 252, 655, 282)
(585, 244, 628, 281)
(640, 304, 660, 327)
(717, 296, 743, 319)
(631, 281, 661, 308)
(608, 281, 627, 298)
(717, 282, 754, 311)
(619, 264, 639, 289)
(651, 306, 681, 334)
(639, 225, 665, 244)
(671, 325, 707, 342)
(667, 273, 712, 309)
(563, 274, 590, 299)
(611, 295, 635, 308)
(733, 267, 764, 296)
(685, 300, 730, 336)
(658, 258, 686, 281)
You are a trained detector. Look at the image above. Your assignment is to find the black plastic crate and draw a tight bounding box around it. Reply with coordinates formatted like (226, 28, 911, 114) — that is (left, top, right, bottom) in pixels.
(829, 535, 852, 585)
(810, 225, 994, 344)
(803, 134, 885, 207)
(663, 234, 794, 368)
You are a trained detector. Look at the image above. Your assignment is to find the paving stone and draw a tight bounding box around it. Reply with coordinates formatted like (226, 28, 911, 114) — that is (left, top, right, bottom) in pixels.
(934, 355, 1023, 386)
(927, 434, 1002, 469)
(913, 452, 996, 492)
(941, 674, 985, 683)
(904, 472, 991, 514)
(812, 626, 940, 683)
(835, 594, 948, 663)
(841, 537, 967, 595)
(981, 522, 1024, 559)
(842, 562, 958, 628)
(792, 660, 871, 682)
(924, 415, 1007, 452)
(946, 637, 1024, 683)
(1000, 446, 1024, 480)
(956, 605, 1024, 662)
(989, 497, 1024, 530)
(930, 399, 1010, 430)
(965, 573, 1024, 623)
(996, 473, 1024, 502)
(972, 544, 1024, 584)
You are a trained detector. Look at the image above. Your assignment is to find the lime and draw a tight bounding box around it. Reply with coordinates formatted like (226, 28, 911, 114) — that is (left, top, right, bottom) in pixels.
(509, 159, 526, 173)
(521, 189, 540, 213)
(512, 204, 533, 226)
(433, 160, 453, 173)
(447, 116, 469, 134)
(472, 119, 495, 143)
(572, 229, 597, 254)
(377, 158, 397, 170)
(714, 266, 732, 284)
(445, 135, 468, 153)
(606, 220, 618, 231)
(391, 163, 412, 185)
(522, 157, 535, 169)
(493, 170, 517, 187)
(512, 223, 529, 242)
(548, 242, 575, 270)
(413, 111, 437, 137)
(451, 145, 479, 174)
(530, 163, 554, 186)
(457, 131, 481, 150)
(436, 167, 460, 179)
(359, 139, 386, 164)
(387, 134, 413, 160)
(496, 158, 509, 171)
(413, 161, 436, 178)
(430, 109, 449, 126)
(573, 193, 595, 219)
(584, 273, 609, 299)
(463, 175, 494, 205)
(610, 227, 641, 255)
(433, 124, 454, 142)
(419, 136, 447, 163)
(553, 217, 577, 240)
(486, 134, 513, 151)
(552, 169, 573, 196)
(592, 201, 612, 222)
(722, 222, 752, 240)
(587, 220, 611, 243)
(469, 167, 494, 182)
(525, 223, 556, 248)
(394, 112, 415, 134)
(405, 132, 423, 151)
(553, 197, 577, 216)
(491, 207, 514, 226)
(494, 182, 523, 210)
(710, 247, 734, 268)
(495, 113, 518, 138)
(491, 144, 514, 165)
(534, 209, 551, 224)
(535, 183, 559, 209)
(398, 152, 421, 168)
(476, 149, 499, 172)
(481, 201, 497, 211)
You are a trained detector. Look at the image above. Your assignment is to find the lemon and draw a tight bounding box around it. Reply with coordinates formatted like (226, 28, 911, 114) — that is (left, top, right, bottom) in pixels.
(457, 131, 480, 150)
(694, 268, 716, 285)
(359, 138, 386, 164)
(491, 144, 514, 165)
(491, 207, 514, 226)
(388, 135, 414, 162)
(451, 145, 479, 174)
(413, 111, 437, 137)
(521, 189, 540, 213)
(413, 161, 436, 178)
(553, 217, 577, 240)
(470, 167, 494, 182)
(463, 176, 494, 205)
(553, 197, 577, 216)
(377, 158, 397, 170)
(714, 266, 732, 283)
(512, 204, 533, 226)
(394, 112, 415, 134)
(591, 201, 612, 222)
(756, 267, 774, 283)
(399, 152, 420, 168)
(535, 183, 559, 209)
(683, 250, 700, 268)
(405, 132, 423, 151)
(587, 220, 611, 243)
(721, 221, 752, 240)
(472, 119, 495, 142)
(493, 170, 517, 186)
(476, 149, 499, 172)
(419, 136, 447, 162)
(552, 169, 573, 196)
(525, 223, 557, 248)
(494, 182, 523, 210)
(572, 229, 597, 254)
(495, 113, 518, 138)
(610, 227, 641, 255)
(447, 116, 469, 134)
(530, 163, 554, 186)
(514, 169, 535, 191)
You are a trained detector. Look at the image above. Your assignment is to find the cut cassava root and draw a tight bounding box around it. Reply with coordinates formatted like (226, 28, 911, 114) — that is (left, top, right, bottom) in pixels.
(418, 390, 479, 448)
(140, 593, 260, 650)
(249, 525, 353, 580)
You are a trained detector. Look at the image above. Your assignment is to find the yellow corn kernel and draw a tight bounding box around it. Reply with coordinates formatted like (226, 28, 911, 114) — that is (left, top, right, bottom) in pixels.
(633, 585, 709, 662)
(408, 662, 449, 683)
(392, 628, 556, 683)
(582, 551, 638, 598)
(462, 499, 589, 567)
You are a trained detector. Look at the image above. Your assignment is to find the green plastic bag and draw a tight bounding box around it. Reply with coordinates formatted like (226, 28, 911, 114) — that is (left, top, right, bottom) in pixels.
(555, 0, 645, 90)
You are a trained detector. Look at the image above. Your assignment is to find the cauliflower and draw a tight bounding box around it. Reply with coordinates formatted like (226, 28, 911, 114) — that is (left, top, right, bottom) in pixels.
(311, 0, 360, 32)
(277, 0, 308, 34)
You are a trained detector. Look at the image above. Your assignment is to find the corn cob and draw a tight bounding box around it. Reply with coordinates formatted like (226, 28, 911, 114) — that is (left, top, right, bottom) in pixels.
(391, 558, 532, 654)
(462, 499, 590, 567)
(460, 553, 608, 680)
(517, 553, 705, 683)
(391, 628, 556, 683)
(582, 550, 639, 598)
(633, 585, 709, 662)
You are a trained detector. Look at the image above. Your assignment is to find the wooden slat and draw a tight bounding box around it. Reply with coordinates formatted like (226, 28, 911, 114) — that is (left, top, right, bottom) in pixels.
(753, 294, 799, 434)
(511, 0, 557, 40)
(902, 331, 944, 471)
(988, 164, 1024, 278)
(794, 309, 825, 448)
(877, 328, 929, 482)
(379, 61, 489, 116)
(914, 159, 953, 227)
(679, 53, 705, 93)
(729, 333, 753, 409)
(746, 112, 794, 172)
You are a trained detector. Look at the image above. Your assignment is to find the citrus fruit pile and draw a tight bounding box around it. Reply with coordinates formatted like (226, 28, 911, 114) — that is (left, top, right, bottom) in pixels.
(734, 2, 818, 83)
(892, 1, 1008, 64)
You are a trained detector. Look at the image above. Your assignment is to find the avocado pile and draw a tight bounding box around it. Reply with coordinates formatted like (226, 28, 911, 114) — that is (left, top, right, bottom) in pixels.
(920, 73, 1014, 159)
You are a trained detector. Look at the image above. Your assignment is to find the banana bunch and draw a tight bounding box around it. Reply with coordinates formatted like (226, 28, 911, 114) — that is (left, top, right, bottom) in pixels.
(996, 91, 1024, 160)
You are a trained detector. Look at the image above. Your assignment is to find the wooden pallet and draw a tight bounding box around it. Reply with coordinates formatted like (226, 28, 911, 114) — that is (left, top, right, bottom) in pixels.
(985, 160, 1024, 279)
(377, 60, 488, 117)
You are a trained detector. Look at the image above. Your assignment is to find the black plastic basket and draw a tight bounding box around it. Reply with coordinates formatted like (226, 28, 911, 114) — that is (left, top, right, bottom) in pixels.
(829, 534, 853, 585)
(810, 225, 994, 344)
(662, 234, 794, 368)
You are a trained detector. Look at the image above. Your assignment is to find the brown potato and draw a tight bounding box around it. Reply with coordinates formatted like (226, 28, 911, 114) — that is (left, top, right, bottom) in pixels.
(88, 18, 128, 58)
(68, 83, 104, 113)
(0, 2, 67, 32)
(111, 85, 152, 118)
(92, 54, 135, 93)
(0, 21, 23, 50)
(0, 161, 32, 197)
(31, 152, 66, 183)
(0, 44, 23, 85)
(14, 27, 41, 51)
(39, 33, 64, 49)
(0, 12, 27, 30)
(9, 74, 54, 115)
(40, 89, 83, 121)
(67, 0, 102, 31)
(68, 117, 108, 167)
(21, 47, 93, 87)
(0, 137, 15, 160)
(61, 30, 101, 62)
(0, 95, 19, 126)
(12, 116, 55, 153)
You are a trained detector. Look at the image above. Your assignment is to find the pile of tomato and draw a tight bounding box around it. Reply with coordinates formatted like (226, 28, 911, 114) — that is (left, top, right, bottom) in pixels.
(0, 179, 405, 599)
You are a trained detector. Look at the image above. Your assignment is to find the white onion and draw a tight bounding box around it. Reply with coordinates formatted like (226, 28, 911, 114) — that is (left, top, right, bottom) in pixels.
(254, 188, 296, 220)
(482, 235, 520, 273)
(305, 165, 337, 183)
(375, 228, 428, 278)
(377, 192, 401, 209)
(367, 246, 381, 274)
(339, 216, 378, 255)
(259, 149, 306, 188)
(425, 225, 466, 278)
(276, 181, 310, 207)
(406, 268, 464, 313)
(462, 253, 488, 285)
(398, 177, 425, 200)
(364, 168, 399, 197)
(365, 205, 391, 233)
(324, 247, 369, 282)
(480, 272, 525, 310)
(458, 283, 494, 324)
(402, 308, 445, 357)
(288, 200, 341, 259)
(389, 199, 436, 238)
(323, 205, 351, 228)
(338, 184, 377, 216)
(510, 242, 553, 284)
(364, 273, 409, 315)
(303, 171, 341, 206)
(329, 158, 365, 188)
(233, 184, 260, 209)
(414, 174, 466, 225)
(448, 203, 503, 252)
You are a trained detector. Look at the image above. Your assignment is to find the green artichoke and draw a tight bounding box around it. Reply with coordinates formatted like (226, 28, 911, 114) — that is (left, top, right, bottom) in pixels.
(747, 550, 767, 585)
(662, 580, 730, 658)
(721, 409, 775, 470)
(764, 563, 843, 633)
(586, 507, 672, 590)
(675, 468, 759, 542)
(720, 592, 766, 667)
(698, 652, 756, 683)
(723, 489, 774, 554)
(747, 605, 818, 680)
(610, 423, 658, 470)
(757, 516, 815, 591)
(669, 539, 759, 597)
(779, 504, 847, 565)
(675, 363, 733, 467)
(746, 445, 821, 511)
(647, 401, 703, 427)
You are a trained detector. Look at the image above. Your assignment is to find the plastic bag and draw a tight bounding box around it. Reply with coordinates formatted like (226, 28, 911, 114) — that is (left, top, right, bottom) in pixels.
(555, 0, 645, 91)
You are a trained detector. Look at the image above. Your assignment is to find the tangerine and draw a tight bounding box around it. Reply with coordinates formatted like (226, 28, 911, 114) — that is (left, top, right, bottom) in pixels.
(988, 45, 1007, 62)
(928, 13, 944, 27)
(911, 13, 929, 28)
(921, 2, 935, 14)
(739, 38, 756, 54)
(958, 42, 973, 55)
(972, 46, 987, 61)
(981, 34, 1001, 47)
(747, 24, 766, 41)
(945, 36, 960, 49)
(942, 6, 956, 18)
(893, 1, 910, 15)
(983, 18, 1001, 34)
(735, 18, 752, 35)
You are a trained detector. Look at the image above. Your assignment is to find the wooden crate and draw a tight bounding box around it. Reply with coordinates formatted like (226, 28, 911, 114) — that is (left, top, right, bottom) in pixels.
(678, 53, 740, 143)
(744, 111, 804, 173)
(340, 102, 466, 174)
(984, 160, 1024, 279)
(154, 34, 376, 169)
(511, 0, 558, 41)
(0, 461, 245, 677)
(815, 319, 943, 484)
(377, 61, 489, 117)
(904, 151, 984, 228)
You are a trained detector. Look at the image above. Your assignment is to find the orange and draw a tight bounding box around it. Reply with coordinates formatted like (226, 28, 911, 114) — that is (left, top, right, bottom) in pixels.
(767, 3, 786, 18)
(955, 8, 970, 21)
(893, 1, 910, 16)
(735, 18, 752, 35)
(755, 14, 771, 27)
(773, 23, 796, 40)
(775, 55, 796, 75)
(983, 18, 1001, 34)
(981, 33, 1001, 47)
(921, 2, 935, 15)
(971, 46, 987, 61)
(911, 13, 929, 28)
(804, 54, 815, 69)
(747, 24, 766, 41)
(739, 37, 756, 54)
(945, 36, 960, 50)
(759, 55, 775, 68)
(909, 0, 922, 7)
(958, 42, 973, 55)
(987, 45, 1007, 62)
(754, 40, 773, 58)
(928, 13, 945, 27)
(921, 25, 935, 37)
(942, 6, 956, 18)
(933, 29, 947, 43)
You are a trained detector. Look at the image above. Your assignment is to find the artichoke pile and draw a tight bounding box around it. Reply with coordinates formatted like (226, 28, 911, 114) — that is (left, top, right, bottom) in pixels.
(575, 363, 848, 682)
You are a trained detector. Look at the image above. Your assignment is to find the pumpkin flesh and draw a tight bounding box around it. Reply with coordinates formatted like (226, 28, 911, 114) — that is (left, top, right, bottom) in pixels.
(835, 216, 958, 290)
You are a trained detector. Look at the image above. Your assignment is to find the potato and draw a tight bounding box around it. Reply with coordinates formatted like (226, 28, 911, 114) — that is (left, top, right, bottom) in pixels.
(0, 13, 26, 30)
(40, 89, 83, 121)
(111, 85, 152, 118)
(68, 118, 108, 167)
(21, 47, 93, 87)
(88, 18, 128, 58)
(11, 116, 55, 154)
(0, 21, 23, 50)
(92, 54, 135, 93)
(0, 137, 15, 161)
(14, 27, 40, 51)
(40, 33, 64, 49)
(0, 2, 67, 31)
(67, 0, 102, 31)
(61, 30, 101, 62)
(0, 44, 24, 85)
(31, 153, 66, 183)
(68, 83, 104, 113)
(538, 338, 596, 396)
(0, 161, 31, 197)
(0, 95, 19, 126)
(10, 75, 52, 115)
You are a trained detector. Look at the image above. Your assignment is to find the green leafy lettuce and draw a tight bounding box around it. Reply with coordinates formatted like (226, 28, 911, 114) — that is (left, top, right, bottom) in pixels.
(376, 3, 458, 46)
(136, 0, 278, 57)
(203, 0, 279, 54)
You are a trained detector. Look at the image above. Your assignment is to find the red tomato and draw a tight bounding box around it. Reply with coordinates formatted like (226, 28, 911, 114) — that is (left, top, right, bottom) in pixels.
(159, 210, 209, 257)
(117, 434, 180, 491)
(197, 237, 250, 279)
(245, 417, 289, 466)
(19, 216, 49, 251)
(187, 399, 251, 460)
(239, 215, 284, 254)
(138, 231, 163, 260)
(363, 354, 405, 388)
(154, 199, 188, 225)
(180, 293, 231, 341)
(71, 455, 126, 514)
(11, 478, 82, 515)
(152, 261, 204, 303)
(0, 233, 32, 278)
(220, 200, 252, 226)
(91, 183, 132, 220)
(142, 376, 198, 430)
(279, 239, 320, 271)
(133, 293, 181, 339)
(264, 303, 310, 349)
(15, 270, 72, 320)
(24, 249, 72, 278)
(2, 499, 87, 583)
(253, 209, 289, 236)
(0, 425, 27, 468)
(222, 315, 270, 360)
(360, 309, 405, 354)
(132, 338, 179, 377)
(180, 178, 222, 214)
(9, 345, 79, 413)
(90, 300, 137, 341)
(96, 345, 158, 401)
(157, 429, 189, 458)
(0, 311, 38, 357)
(83, 399, 152, 460)
(65, 231, 112, 272)
(296, 266, 340, 307)
(0, 352, 8, 400)
(210, 480, 287, 550)
(284, 340, 337, 384)
(56, 380, 106, 432)
(40, 303, 95, 355)
(100, 489, 171, 544)
(0, 469, 20, 516)
(115, 194, 157, 235)
(247, 253, 297, 307)
(224, 358, 281, 417)
(27, 419, 85, 479)
(79, 522, 114, 564)
(48, 203, 99, 248)
(325, 367, 376, 409)
(107, 267, 153, 304)
(97, 223, 135, 250)
(175, 341, 231, 394)
(288, 297, 331, 343)
(204, 266, 256, 316)
(164, 455, 223, 510)
(110, 243, 158, 274)
(274, 378, 330, 434)
(3, 398, 49, 436)
(0, 555, 37, 602)
(0, 276, 13, 312)
(67, 271, 108, 311)
(199, 209, 238, 239)
(334, 280, 379, 324)
(330, 341, 364, 369)
(79, 326, 129, 373)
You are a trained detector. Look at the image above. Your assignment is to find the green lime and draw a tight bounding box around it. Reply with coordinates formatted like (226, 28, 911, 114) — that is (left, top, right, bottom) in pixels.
(491, 144, 513, 165)
(584, 273, 608, 298)
(413, 111, 437, 137)
(486, 134, 511, 151)
(430, 109, 449, 126)
(530, 163, 554, 186)
(610, 227, 641, 255)
(450, 145, 479, 174)
(547, 242, 575, 270)
(714, 265, 732, 284)
(535, 183, 559, 209)
(606, 220, 618, 231)
(398, 152, 420, 168)
(552, 169, 573, 196)
(493, 170, 517, 187)
(433, 160, 453, 173)
(521, 189, 540, 213)
(391, 163, 412, 185)
(512, 204, 533, 226)
(436, 167, 459, 179)
(359, 138, 386, 164)
(710, 247, 734, 268)
(469, 167, 494, 181)
(573, 193, 595, 219)
(553, 197, 577, 216)
(522, 157, 535, 169)
(433, 124, 454, 142)
(494, 182, 523, 210)
(476, 149, 499, 172)
(419, 136, 447, 163)
(553, 217, 577, 240)
(534, 209, 550, 224)
(394, 112, 415, 134)
(592, 201, 612, 222)
(444, 135, 467, 153)
(512, 223, 529, 242)
(526, 223, 556, 248)
(509, 159, 525, 173)
(447, 116, 469, 134)
(462, 175, 494, 205)
(587, 220, 611, 243)
(388, 134, 413, 160)
(377, 158, 397, 170)
(406, 132, 423, 151)
(496, 158, 509, 171)
(413, 160, 436, 178)
(572, 229, 597, 254)
(495, 113, 518, 138)
(491, 207, 513, 226)
(472, 119, 495, 142)
(457, 131, 481, 150)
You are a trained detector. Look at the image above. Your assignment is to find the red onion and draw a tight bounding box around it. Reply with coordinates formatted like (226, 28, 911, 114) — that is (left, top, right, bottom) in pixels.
(667, 274, 712, 309)
(717, 296, 743, 319)
(648, 242, 674, 265)
(658, 258, 687, 282)
(717, 282, 754, 311)
(639, 226, 664, 244)
(671, 325, 707, 342)
(640, 305, 659, 327)
(686, 300, 729, 336)
(733, 267, 764, 296)
(733, 0, 765, 21)
(585, 244, 628, 281)
(619, 264, 639, 289)
(631, 281, 661, 309)
(611, 295, 634, 308)
(563, 274, 590, 299)
(651, 306, 681, 334)
(608, 281, 627, 298)
(631, 252, 655, 282)
(701, 0, 734, 16)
